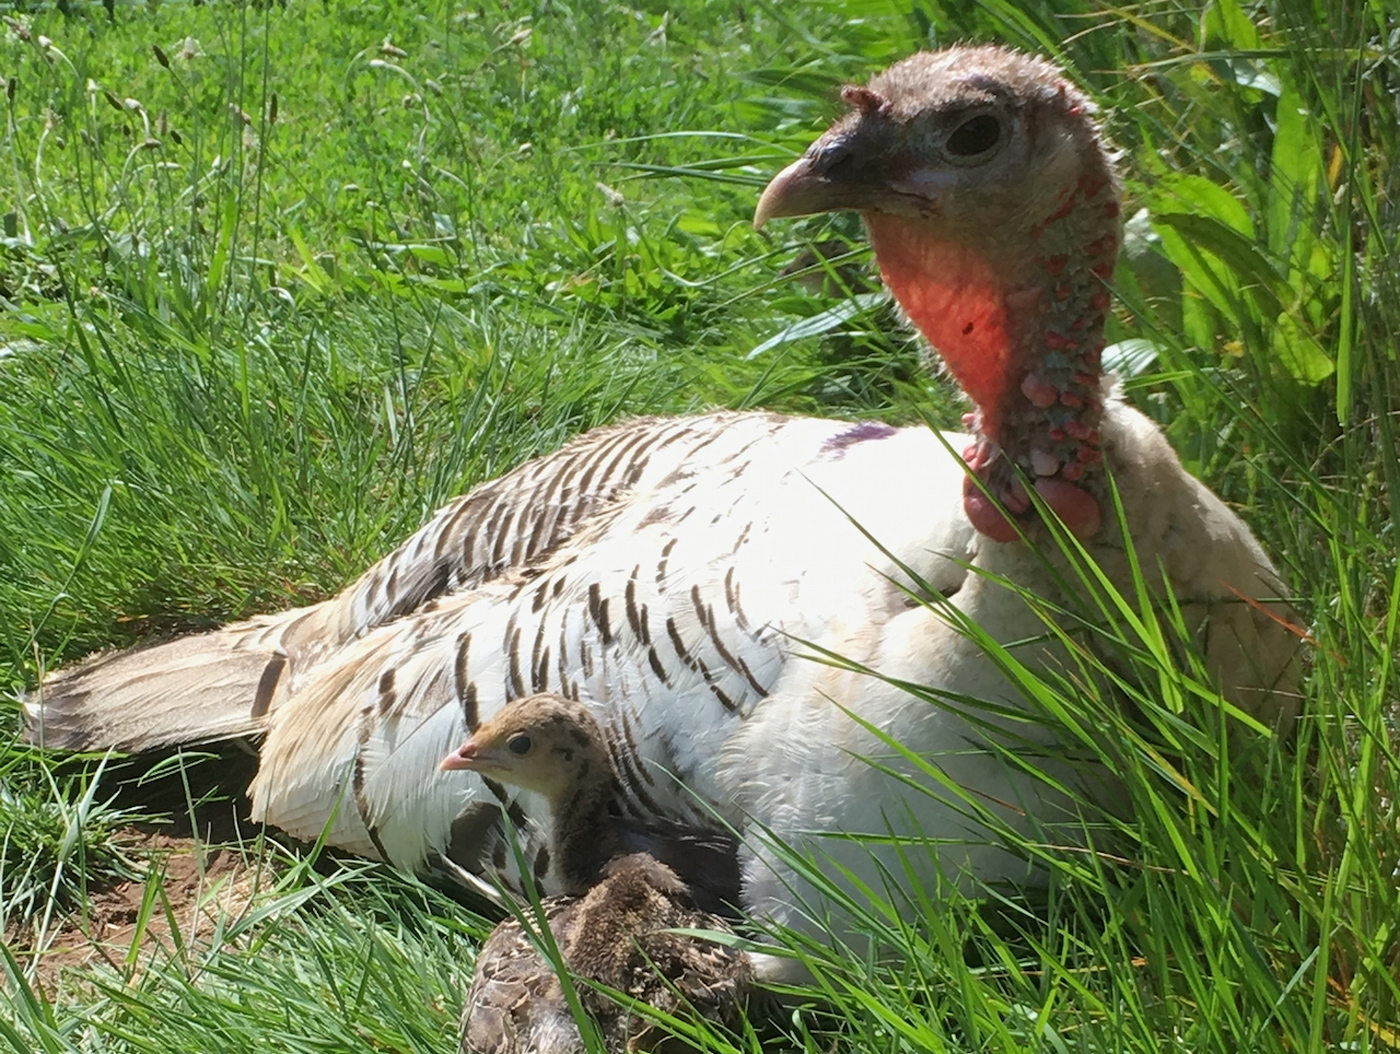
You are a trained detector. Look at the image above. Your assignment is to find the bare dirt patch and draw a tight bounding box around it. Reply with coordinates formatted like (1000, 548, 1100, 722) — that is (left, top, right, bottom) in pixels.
(13, 821, 273, 999)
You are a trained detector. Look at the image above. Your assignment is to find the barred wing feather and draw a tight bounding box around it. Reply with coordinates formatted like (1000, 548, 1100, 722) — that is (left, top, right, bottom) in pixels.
(252, 416, 977, 882)
(26, 413, 816, 754)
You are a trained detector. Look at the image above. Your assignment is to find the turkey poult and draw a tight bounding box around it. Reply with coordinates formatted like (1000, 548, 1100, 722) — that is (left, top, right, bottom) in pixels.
(25, 47, 1298, 978)
(445, 693, 752, 1054)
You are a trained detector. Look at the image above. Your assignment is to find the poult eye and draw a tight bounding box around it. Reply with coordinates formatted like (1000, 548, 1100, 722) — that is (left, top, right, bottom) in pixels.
(507, 734, 532, 756)
(946, 114, 1001, 157)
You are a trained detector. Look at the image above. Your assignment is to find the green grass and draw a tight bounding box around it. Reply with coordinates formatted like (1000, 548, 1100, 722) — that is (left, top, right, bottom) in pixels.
(1, 0, 1396, 1050)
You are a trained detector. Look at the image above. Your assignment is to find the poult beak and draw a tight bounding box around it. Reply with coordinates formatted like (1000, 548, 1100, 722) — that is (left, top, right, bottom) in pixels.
(440, 740, 480, 772)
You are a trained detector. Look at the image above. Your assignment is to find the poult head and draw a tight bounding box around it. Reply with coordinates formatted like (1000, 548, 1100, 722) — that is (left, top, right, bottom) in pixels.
(440, 693, 612, 808)
(756, 47, 1121, 543)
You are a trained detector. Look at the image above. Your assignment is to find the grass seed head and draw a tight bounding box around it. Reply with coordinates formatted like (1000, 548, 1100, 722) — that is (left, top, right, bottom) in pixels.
(3, 16, 30, 43)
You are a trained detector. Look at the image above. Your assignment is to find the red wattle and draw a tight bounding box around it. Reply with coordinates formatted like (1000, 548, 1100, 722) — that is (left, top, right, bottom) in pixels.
(1033, 478, 1101, 538)
(963, 475, 1103, 543)
(963, 476, 1021, 543)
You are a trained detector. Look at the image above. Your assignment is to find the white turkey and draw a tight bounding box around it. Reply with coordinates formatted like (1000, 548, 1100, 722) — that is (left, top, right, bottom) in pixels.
(446, 692, 752, 1054)
(24, 46, 1298, 979)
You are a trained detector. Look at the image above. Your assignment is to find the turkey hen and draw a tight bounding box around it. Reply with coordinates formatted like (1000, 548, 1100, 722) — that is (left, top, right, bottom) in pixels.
(25, 47, 1299, 979)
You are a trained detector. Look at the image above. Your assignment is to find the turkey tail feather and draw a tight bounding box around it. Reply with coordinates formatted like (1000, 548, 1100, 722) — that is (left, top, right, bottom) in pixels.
(23, 606, 323, 753)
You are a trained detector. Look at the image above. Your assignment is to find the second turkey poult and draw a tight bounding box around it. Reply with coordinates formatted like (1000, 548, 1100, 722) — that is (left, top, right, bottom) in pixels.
(26, 47, 1299, 981)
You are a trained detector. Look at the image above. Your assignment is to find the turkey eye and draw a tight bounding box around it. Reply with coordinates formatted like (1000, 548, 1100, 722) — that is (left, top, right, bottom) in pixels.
(507, 734, 532, 756)
(947, 114, 1001, 157)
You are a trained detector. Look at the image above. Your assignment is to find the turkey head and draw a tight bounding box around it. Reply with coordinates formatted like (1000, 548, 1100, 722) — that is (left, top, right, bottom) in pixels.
(756, 47, 1120, 543)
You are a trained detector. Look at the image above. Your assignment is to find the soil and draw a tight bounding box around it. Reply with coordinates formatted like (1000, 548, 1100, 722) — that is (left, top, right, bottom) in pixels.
(13, 821, 271, 999)
(9, 746, 273, 1000)
(7, 746, 490, 1000)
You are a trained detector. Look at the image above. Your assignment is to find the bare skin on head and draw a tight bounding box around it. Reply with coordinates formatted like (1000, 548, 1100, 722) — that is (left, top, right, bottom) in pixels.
(756, 46, 1119, 542)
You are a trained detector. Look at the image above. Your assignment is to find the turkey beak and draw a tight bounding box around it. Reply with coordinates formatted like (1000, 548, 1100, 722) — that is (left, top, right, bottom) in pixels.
(754, 154, 852, 230)
(440, 740, 481, 771)
(754, 130, 910, 230)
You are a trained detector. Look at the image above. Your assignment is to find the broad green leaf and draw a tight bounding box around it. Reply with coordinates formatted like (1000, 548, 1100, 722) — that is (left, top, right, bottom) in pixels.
(674, 214, 722, 237)
(1153, 213, 1241, 320)
(1102, 338, 1163, 378)
(289, 227, 334, 295)
(747, 291, 886, 358)
(1204, 0, 1261, 49)
(1152, 175, 1255, 237)
(206, 192, 239, 307)
(1153, 207, 1286, 329)
(1269, 86, 1324, 273)
(1146, 178, 1260, 326)
(405, 244, 454, 267)
(1155, 212, 1284, 297)
(1273, 310, 1334, 385)
(1181, 280, 1217, 353)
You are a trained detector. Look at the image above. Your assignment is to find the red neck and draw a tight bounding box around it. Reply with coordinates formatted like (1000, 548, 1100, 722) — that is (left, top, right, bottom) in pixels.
(863, 163, 1120, 540)
(865, 214, 1030, 441)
